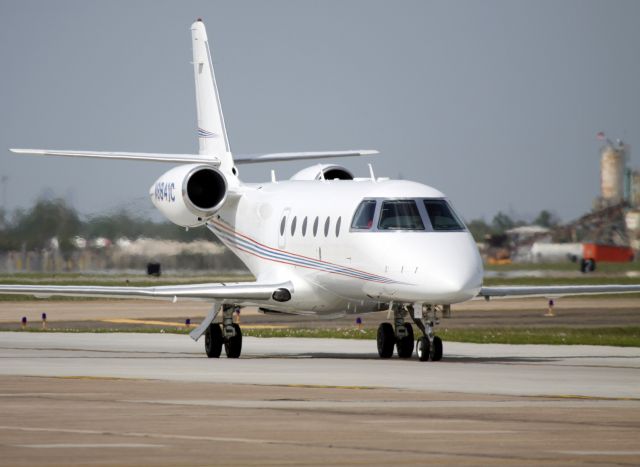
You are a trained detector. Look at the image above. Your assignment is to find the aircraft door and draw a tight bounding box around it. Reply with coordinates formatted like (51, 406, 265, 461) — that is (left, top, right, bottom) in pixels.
(278, 208, 291, 249)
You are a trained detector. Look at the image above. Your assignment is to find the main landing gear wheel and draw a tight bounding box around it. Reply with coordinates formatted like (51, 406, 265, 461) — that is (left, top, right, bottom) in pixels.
(377, 322, 395, 359)
(416, 336, 430, 362)
(430, 336, 443, 361)
(224, 323, 243, 358)
(396, 323, 414, 359)
(205, 323, 223, 358)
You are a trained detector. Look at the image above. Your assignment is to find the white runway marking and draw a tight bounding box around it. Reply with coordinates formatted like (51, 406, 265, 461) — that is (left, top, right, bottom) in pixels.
(0, 425, 279, 446)
(390, 430, 516, 434)
(557, 451, 640, 456)
(17, 443, 164, 449)
(129, 399, 638, 409)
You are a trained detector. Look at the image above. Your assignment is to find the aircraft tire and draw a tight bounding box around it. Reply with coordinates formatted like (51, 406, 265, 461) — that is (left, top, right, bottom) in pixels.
(377, 323, 395, 359)
(416, 336, 430, 362)
(396, 323, 414, 359)
(224, 323, 243, 358)
(205, 323, 223, 358)
(430, 336, 443, 361)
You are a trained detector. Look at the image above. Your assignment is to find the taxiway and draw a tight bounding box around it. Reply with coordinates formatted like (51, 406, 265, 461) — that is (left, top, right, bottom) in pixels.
(0, 332, 639, 465)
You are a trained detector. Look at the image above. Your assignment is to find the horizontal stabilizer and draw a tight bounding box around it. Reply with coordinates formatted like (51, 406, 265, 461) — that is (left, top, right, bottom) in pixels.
(479, 284, 640, 299)
(0, 281, 292, 302)
(234, 150, 379, 165)
(9, 148, 220, 165)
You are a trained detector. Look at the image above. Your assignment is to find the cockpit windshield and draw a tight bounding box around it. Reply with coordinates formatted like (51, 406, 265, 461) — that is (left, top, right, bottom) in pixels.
(351, 200, 377, 230)
(350, 198, 466, 232)
(378, 200, 424, 230)
(423, 199, 465, 231)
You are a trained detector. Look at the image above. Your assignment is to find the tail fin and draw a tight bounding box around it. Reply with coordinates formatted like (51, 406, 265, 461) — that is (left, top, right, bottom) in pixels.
(191, 19, 233, 171)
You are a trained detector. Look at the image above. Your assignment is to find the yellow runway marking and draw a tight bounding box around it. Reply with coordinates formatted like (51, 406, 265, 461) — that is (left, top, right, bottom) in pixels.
(537, 394, 640, 402)
(283, 384, 377, 390)
(241, 325, 288, 329)
(101, 318, 287, 330)
(102, 318, 191, 327)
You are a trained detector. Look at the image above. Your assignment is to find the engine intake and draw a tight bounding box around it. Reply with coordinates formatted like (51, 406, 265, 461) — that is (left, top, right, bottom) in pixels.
(185, 167, 227, 214)
(151, 164, 227, 227)
(290, 164, 354, 181)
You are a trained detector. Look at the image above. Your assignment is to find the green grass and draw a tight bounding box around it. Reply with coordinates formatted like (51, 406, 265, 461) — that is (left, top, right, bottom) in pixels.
(482, 276, 640, 286)
(8, 326, 640, 347)
(436, 327, 640, 347)
(0, 273, 252, 285)
(485, 261, 640, 273)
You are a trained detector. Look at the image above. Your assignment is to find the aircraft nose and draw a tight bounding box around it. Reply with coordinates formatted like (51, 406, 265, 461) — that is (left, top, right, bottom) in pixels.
(417, 234, 484, 303)
(430, 258, 483, 301)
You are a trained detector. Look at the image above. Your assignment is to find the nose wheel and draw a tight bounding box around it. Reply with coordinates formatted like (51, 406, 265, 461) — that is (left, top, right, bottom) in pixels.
(416, 336, 429, 361)
(416, 335, 442, 361)
(411, 304, 444, 362)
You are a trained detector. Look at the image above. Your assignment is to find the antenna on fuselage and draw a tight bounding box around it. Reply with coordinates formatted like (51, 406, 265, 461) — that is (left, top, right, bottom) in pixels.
(368, 163, 376, 182)
(271, 170, 277, 183)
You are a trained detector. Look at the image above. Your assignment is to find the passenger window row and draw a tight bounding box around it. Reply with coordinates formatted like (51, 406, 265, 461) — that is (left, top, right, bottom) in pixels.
(280, 214, 342, 238)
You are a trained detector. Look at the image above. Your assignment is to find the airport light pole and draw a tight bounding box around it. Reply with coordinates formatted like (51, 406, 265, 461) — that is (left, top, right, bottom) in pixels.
(0, 175, 7, 213)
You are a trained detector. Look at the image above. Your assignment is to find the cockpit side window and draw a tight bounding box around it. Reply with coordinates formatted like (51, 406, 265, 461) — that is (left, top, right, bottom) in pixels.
(378, 200, 424, 231)
(423, 199, 465, 231)
(351, 200, 377, 230)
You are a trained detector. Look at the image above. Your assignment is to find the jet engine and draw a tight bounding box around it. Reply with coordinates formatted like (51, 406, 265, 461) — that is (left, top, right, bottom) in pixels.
(150, 164, 227, 227)
(290, 164, 354, 181)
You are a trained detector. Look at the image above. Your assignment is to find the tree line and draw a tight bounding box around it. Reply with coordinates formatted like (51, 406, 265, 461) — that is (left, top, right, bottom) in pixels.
(466, 210, 560, 243)
(0, 198, 218, 258)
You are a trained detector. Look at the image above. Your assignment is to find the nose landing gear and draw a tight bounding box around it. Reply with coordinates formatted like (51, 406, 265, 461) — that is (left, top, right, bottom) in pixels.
(376, 307, 416, 359)
(411, 304, 443, 362)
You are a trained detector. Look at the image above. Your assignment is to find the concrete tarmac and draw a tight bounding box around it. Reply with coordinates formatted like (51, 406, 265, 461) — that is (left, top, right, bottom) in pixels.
(0, 332, 639, 465)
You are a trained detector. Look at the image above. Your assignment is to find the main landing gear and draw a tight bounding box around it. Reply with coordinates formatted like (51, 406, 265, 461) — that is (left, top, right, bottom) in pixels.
(204, 305, 242, 358)
(376, 304, 443, 362)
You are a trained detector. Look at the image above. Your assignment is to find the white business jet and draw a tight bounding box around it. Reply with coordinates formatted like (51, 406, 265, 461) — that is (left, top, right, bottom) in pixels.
(3, 20, 640, 361)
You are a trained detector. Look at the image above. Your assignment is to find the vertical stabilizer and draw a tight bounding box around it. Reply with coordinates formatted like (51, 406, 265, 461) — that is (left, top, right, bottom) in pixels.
(191, 19, 233, 171)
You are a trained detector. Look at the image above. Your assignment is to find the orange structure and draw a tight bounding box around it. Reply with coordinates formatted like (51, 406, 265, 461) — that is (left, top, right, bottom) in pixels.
(582, 243, 634, 263)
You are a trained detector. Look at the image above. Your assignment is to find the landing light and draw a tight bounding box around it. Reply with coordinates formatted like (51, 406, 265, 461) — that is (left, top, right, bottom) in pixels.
(272, 288, 292, 302)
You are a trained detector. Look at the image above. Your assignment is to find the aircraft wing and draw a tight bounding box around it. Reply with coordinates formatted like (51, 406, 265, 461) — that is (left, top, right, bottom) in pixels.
(479, 284, 640, 299)
(234, 150, 379, 164)
(9, 148, 219, 165)
(0, 281, 292, 303)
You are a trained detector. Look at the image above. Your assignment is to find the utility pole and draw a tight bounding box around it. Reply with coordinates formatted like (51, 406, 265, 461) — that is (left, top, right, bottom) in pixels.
(0, 175, 7, 213)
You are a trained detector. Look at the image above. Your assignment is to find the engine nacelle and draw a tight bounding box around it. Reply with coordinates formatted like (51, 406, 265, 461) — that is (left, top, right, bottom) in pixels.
(150, 164, 227, 227)
(290, 164, 354, 181)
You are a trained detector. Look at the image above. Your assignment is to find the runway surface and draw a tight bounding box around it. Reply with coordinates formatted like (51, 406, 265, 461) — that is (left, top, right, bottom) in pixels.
(1, 332, 639, 465)
(1, 332, 639, 398)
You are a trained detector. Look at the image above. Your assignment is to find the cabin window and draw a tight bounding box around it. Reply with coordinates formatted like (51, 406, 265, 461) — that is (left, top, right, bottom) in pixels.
(302, 217, 308, 236)
(291, 216, 297, 236)
(280, 216, 286, 235)
(324, 217, 330, 237)
(335, 217, 342, 237)
(423, 199, 465, 231)
(351, 200, 376, 230)
(378, 200, 424, 231)
(313, 217, 319, 237)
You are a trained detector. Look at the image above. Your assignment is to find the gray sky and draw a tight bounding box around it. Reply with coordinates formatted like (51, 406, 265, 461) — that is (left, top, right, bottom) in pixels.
(1, 0, 640, 223)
